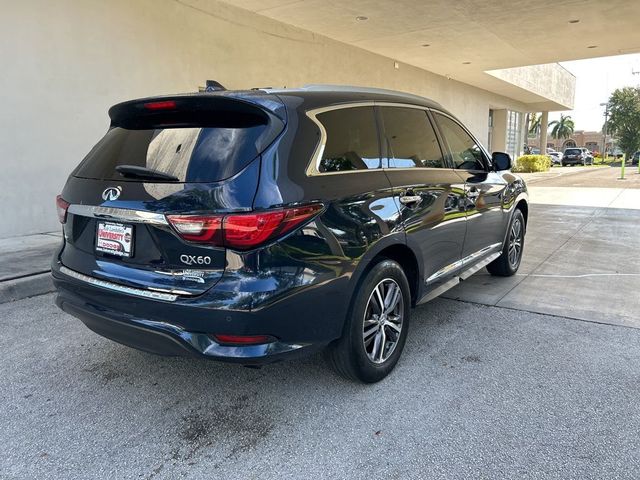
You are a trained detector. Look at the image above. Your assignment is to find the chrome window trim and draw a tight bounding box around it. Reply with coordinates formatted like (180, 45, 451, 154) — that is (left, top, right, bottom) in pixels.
(305, 101, 376, 177)
(305, 101, 437, 177)
(67, 205, 169, 226)
(378, 167, 454, 172)
(59, 266, 179, 302)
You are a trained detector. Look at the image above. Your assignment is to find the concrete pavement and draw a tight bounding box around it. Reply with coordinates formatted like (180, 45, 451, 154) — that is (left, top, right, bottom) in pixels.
(520, 164, 640, 189)
(2, 165, 640, 479)
(3, 293, 640, 479)
(446, 166, 640, 327)
(0, 232, 59, 303)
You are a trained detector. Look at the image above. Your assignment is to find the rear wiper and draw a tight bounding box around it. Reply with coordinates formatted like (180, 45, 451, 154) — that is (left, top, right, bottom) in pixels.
(115, 165, 179, 182)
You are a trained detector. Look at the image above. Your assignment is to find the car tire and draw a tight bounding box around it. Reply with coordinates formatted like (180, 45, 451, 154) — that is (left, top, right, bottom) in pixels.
(325, 259, 411, 383)
(487, 209, 525, 277)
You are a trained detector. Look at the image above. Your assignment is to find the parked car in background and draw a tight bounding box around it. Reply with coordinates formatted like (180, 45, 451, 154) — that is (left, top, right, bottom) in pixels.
(51, 85, 529, 383)
(609, 148, 624, 159)
(546, 148, 562, 166)
(632, 151, 640, 165)
(580, 148, 594, 165)
(562, 147, 593, 166)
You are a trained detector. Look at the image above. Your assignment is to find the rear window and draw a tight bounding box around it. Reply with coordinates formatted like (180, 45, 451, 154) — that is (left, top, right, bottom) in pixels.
(565, 148, 581, 155)
(73, 124, 271, 183)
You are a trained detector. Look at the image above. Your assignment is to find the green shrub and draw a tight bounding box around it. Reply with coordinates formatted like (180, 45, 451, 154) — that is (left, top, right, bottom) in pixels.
(513, 154, 551, 173)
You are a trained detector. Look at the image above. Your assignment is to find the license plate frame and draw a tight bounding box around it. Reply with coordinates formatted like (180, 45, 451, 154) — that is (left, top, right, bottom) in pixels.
(95, 221, 134, 258)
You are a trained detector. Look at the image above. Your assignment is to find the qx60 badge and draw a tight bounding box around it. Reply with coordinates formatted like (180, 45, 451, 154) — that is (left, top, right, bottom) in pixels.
(180, 254, 212, 266)
(102, 186, 122, 201)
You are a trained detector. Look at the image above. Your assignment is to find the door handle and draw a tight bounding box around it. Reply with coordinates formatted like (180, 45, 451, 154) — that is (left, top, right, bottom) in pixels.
(399, 194, 422, 206)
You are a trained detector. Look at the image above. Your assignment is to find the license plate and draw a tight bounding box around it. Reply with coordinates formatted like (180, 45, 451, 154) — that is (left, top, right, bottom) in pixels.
(96, 222, 134, 257)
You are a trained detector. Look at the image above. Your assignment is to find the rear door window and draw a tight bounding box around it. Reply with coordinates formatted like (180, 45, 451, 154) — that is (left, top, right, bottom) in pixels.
(379, 107, 445, 168)
(316, 107, 381, 172)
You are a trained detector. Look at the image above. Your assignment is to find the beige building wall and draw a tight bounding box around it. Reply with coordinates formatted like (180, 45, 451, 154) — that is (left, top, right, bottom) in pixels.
(1, 0, 531, 238)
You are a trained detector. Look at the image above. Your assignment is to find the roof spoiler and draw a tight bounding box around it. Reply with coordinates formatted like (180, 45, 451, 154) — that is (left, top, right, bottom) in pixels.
(108, 94, 276, 130)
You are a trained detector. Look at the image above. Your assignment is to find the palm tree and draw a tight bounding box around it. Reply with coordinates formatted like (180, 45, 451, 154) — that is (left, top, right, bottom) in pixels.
(528, 113, 541, 136)
(549, 114, 575, 140)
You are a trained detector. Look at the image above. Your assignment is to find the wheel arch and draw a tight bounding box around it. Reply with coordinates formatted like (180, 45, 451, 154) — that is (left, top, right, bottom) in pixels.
(515, 198, 529, 226)
(349, 238, 422, 308)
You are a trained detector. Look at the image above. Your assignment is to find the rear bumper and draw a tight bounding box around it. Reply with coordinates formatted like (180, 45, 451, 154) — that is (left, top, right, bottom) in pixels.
(52, 261, 349, 364)
(55, 294, 321, 363)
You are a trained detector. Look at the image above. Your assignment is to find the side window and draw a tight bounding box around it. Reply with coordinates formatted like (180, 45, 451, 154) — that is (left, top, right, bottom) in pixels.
(434, 113, 487, 171)
(316, 107, 380, 173)
(380, 107, 445, 168)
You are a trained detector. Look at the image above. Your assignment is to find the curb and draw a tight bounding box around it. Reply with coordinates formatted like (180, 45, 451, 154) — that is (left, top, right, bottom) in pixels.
(0, 272, 55, 304)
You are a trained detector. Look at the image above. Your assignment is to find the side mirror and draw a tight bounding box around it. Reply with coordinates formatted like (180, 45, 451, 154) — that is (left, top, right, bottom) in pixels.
(492, 151, 512, 171)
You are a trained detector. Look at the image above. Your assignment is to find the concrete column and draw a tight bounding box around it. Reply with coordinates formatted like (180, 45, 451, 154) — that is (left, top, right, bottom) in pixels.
(491, 109, 508, 153)
(539, 111, 549, 153)
(518, 112, 527, 158)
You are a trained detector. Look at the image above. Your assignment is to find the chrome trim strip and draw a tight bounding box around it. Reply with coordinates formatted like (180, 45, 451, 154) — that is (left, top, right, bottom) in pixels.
(425, 242, 502, 284)
(67, 205, 169, 226)
(459, 251, 501, 281)
(59, 266, 178, 302)
(417, 250, 502, 305)
(305, 101, 375, 176)
(305, 101, 435, 177)
(417, 277, 460, 305)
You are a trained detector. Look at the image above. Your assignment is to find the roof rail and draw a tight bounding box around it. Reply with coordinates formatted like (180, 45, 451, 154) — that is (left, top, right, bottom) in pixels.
(263, 84, 439, 106)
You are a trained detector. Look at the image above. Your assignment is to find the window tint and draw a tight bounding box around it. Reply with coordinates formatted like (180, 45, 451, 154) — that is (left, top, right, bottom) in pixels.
(434, 113, 487, 171)
(380, 107, 444, 168)
(74, 124, 270, 183)
(316, 107, 380, 172)
(565, 148, 581, 155)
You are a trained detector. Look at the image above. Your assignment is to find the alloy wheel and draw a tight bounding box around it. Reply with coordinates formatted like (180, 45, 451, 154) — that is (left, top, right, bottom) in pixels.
(362, 278, 404, 364)
(508, 218, 523, 268)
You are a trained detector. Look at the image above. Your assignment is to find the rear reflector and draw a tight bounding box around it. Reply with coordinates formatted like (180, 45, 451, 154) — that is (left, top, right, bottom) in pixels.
(213, 334, 273, 345)
(143, 100, 177, 111)
(166, 203, 323, 251)
(56, 195, 70, 224)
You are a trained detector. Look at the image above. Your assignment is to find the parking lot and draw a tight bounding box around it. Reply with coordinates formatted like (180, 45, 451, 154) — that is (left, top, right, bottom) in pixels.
(2, 166, 640, 479)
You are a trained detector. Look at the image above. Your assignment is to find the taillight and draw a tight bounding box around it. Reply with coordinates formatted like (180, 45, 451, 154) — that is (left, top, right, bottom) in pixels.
(166, 203, 323, 250)
(166, 215, 223, 243)
(56, 195, 70, 224)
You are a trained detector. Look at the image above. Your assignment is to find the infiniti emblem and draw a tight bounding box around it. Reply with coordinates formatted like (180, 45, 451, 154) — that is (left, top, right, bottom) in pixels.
(102, 186, 122, 201)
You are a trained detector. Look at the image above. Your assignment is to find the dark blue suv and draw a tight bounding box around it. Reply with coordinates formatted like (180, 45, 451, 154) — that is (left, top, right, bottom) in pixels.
(52, 85, 528, 382)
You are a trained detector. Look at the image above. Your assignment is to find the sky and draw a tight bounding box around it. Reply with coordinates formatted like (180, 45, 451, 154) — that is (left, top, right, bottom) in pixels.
(549, 53, 640, 131)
